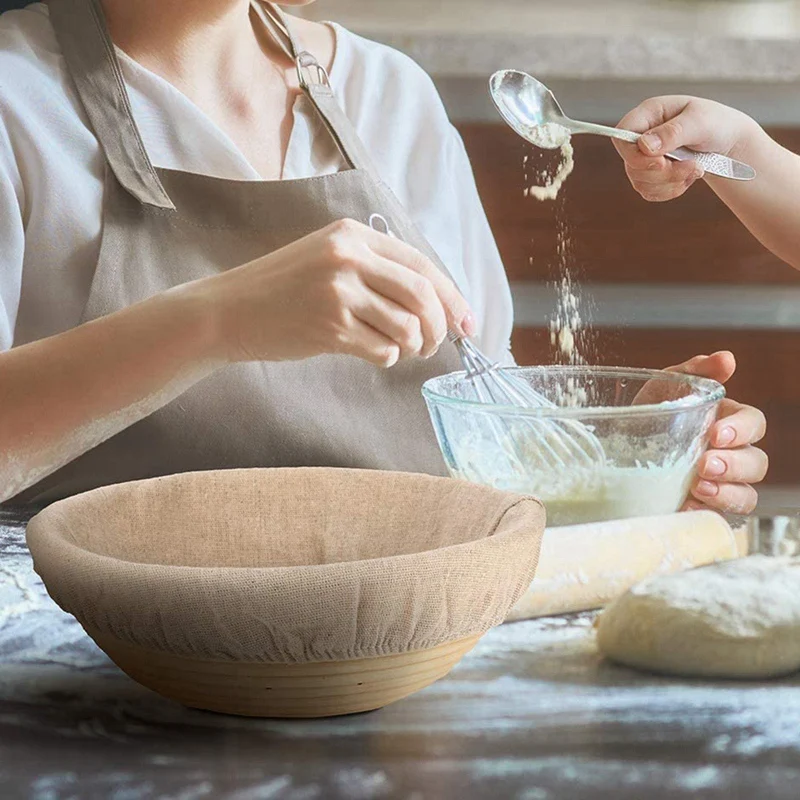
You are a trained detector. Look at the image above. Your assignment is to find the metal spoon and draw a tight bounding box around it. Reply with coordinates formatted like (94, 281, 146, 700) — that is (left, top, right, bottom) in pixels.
(489, 69, 756, 181)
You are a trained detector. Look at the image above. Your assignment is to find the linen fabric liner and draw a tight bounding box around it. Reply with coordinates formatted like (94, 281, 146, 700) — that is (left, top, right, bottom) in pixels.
(26, 468, 546, 664)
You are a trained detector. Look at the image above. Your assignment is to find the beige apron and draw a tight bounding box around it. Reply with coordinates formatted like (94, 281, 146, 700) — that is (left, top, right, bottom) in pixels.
(12, 0, 465, 505)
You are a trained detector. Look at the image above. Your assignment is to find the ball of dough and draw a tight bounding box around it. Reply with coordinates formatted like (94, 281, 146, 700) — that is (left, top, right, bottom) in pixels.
(595, 556, 800, 679)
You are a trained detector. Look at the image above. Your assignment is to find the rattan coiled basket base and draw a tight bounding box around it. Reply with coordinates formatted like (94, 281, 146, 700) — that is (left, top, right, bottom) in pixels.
(90, 629, 480, 718)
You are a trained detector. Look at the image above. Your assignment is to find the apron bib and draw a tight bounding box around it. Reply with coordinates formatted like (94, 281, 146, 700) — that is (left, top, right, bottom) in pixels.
(12, 0, 465, 505)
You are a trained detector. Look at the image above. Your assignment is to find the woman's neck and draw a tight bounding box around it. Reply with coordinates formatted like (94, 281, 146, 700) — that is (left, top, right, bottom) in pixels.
(98, 0, 334, 180)
(101, 0, 291, 102)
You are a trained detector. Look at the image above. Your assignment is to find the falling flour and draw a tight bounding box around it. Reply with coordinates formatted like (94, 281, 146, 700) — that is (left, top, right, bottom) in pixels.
(523, 140, 575, 202)
(523, 124, 598, 393)
(549, 273, 584, 367)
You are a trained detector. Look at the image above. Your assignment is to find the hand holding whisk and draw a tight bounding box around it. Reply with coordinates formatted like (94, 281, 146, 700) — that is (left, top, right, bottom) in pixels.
(368, 214, 606, 472)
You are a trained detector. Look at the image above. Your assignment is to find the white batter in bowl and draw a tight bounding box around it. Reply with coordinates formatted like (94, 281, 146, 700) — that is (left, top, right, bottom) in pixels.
(423, 367, 724, 526)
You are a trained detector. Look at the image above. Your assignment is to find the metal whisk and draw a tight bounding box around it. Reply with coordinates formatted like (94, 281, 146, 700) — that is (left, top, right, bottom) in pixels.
(451, 334, 606, 470)
(367, 213, 605, 471)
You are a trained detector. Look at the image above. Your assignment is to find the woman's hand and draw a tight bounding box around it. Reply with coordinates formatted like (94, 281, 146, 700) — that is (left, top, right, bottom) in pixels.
(613, 96, 766, 202)
(667, 351, 767, 515)
(196, 218, 474, 368)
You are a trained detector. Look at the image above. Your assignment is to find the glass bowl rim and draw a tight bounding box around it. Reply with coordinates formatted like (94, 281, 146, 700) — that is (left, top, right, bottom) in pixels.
(421, 365, 726, 420)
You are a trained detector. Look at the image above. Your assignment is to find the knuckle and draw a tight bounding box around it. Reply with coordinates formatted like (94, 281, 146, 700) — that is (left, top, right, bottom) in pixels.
(324, 235, 353, 265)
(394, 331, 421, 359)
(661, 119, 683, 142)
(325, 220, 363, 262)
(397, 313, 421, 345)
(326, 273, 351, 305)
(330, 217, 360, 237)
(410, 272, 433, 298)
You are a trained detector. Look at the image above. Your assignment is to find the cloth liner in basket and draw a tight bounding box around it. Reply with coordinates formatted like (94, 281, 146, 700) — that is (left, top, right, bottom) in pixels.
(27, 468, 545, 717)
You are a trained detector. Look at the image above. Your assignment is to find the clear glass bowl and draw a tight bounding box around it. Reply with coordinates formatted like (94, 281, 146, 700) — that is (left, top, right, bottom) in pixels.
(422, 366, 725, 527)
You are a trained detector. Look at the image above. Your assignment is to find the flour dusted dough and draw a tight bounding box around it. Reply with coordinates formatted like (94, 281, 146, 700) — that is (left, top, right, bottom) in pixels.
(596, 556, 800, 679)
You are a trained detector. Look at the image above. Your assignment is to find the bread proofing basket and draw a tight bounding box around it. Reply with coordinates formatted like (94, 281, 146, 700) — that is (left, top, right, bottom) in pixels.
(26, 468, 545, 718)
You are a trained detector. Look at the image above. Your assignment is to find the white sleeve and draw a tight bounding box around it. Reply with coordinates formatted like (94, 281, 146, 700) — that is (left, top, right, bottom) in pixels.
(0, 111, 24, 352)
(442, 126, 516, 366)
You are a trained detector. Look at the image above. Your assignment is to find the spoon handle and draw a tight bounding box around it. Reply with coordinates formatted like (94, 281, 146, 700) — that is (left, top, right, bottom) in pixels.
(568, 120, 756, 181)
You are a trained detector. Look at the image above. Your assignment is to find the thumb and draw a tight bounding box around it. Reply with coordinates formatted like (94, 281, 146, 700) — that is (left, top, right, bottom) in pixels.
(667, 351, 737, 384)
(638, 110, 698, 157)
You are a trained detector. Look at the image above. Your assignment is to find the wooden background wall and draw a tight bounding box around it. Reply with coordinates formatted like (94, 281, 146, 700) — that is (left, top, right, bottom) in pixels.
(456, 124, 800, 486)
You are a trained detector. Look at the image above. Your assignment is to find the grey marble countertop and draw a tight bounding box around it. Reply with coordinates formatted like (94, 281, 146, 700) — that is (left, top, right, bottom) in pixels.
(2, 506, 800, 800)
(295, 0, 800, 83)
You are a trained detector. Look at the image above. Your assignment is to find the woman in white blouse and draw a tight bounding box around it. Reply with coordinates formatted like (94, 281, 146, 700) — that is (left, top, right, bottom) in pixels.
(0, 0, 766, 511)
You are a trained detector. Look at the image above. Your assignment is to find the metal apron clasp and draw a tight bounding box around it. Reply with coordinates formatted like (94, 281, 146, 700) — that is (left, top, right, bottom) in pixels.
(296, 51, 331, 90)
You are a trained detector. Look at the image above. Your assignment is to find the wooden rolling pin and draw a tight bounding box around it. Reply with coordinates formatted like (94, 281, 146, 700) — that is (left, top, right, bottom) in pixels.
(506, 511, 747, 622)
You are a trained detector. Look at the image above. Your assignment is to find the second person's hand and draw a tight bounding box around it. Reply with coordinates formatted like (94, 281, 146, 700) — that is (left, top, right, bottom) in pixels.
(613, 96, 766, 202)
(666, 352, 767, 515)
(191, 218, 475, 368)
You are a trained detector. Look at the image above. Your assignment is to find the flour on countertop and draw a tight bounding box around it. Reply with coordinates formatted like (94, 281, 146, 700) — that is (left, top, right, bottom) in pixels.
(4, 512, 800, 797)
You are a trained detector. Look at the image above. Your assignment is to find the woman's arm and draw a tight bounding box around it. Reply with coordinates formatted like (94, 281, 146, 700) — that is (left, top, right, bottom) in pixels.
(0, 285, 219, 501)
(614, 96, 800, 271)
(0, 220, 473, 502)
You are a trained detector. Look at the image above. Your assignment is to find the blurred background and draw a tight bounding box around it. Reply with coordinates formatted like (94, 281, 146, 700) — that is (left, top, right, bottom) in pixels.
(292, 0, 800, 514)
(2, 0, 799, 513)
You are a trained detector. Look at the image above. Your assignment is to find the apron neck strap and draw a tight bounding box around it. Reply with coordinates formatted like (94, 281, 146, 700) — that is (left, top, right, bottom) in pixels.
(49, 0, 384, 202)
(49, 0, 175, 209)
(253, 3, 377, 176)
(250, 1, 299, 61)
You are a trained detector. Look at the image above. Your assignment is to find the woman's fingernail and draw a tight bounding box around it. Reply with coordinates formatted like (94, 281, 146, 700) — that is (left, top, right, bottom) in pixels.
(704, 457, 727, 478)
(641, 133, 662, 153)
(460, 311, 476, 338)
(716, 426, 736, 447)
(694, 166, 705, 180)
(695, 480, 719, 498)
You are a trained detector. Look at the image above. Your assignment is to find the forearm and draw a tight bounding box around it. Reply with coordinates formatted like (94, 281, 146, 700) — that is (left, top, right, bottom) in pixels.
(706, 128, 800, 270)
(0, 283, 222, 501)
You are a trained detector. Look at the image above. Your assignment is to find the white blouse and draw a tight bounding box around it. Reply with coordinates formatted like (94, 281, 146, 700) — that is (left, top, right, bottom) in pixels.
(0, 3, 515, 362)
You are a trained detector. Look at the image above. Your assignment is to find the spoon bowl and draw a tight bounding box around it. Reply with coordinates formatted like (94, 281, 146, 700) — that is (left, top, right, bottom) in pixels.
(489, 69, 756, 180)
(489, 70, 566, 148)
